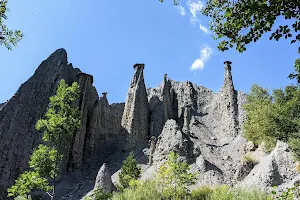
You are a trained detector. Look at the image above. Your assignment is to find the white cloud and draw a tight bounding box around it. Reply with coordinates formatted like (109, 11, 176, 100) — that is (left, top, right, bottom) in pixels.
(191, 59, 204, 70)
(199, 24, 210, 34)
(191, 45, 213, 71)
(177, 6, 186, 16)
(187, 0, 204, 23)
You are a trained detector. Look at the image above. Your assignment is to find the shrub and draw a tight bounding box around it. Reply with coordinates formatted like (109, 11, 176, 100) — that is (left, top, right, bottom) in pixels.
(112, 180, 161, 200)
(243, 153, 258, 164)
(118, 152, 141, 189)
(14, 195, 32, 200)
(156, 152, 197, 199)
(271, 185, 300, 200)
(209, 185, 270, 200)
(191, 186, 213, 200)
(84, 189, 112, 200)
(7, 171, 51, 198)
(288, 138, 300, 161)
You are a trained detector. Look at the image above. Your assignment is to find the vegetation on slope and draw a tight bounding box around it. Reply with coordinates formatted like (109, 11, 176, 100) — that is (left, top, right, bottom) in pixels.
(86, 151, 273, 200)
(8, 79, 81, 200)
(243, 62, 300, 159)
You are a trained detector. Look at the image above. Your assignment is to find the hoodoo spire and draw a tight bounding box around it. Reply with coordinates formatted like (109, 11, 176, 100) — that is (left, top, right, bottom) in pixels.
(221, 61, 239, 138)
(121, 63, 149, 150)
(162, 73, 175, 121)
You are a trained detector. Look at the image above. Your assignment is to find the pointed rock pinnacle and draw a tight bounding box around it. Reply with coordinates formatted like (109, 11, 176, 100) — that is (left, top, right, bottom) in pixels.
(122, 63, 149, 150)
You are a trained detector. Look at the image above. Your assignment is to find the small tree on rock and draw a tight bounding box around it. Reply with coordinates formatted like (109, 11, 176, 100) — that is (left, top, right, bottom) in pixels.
(118, 152, 141, 189)
(8, 79, 80, 199)
(156, 152, 197, 199)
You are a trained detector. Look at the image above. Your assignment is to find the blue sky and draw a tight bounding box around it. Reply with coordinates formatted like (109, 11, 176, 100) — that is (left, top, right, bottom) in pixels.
(0, 0, 299, 103)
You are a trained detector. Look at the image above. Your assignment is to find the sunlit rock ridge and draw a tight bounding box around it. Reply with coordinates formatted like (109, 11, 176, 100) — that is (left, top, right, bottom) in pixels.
(0, 49, 298, 199)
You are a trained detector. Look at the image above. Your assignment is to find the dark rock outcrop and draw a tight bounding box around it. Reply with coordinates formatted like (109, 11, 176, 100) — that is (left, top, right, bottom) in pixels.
(69, 73, 99, 169)
(0, 49, 125, 198)
(85, 96, 125, 159)
(0, 49, 80, 199)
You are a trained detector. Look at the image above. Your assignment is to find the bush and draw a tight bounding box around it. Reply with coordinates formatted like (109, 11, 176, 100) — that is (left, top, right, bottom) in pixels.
(84, 189, 112, 200)
(271, 185, 300, 200)
(288, 138, 300, 161)
(156, 152, 197, 199)
(209, 185, 270, 200)
(118, 152, 141, 189)
(112, 181, 161, 200)
(243, 153, 258, 164)
(191, 186, 212, 200)
(7, 171, 51, 198)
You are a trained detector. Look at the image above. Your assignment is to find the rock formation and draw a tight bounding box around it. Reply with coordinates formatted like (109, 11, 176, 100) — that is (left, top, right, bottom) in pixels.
(0, 49, 124, 199)
(219, 61, 239, 139)
(152, 119, 200, 164)
(0, 49, 299, 199)
(0, 49, 80, 199)
(69, 73, 99, 169)
(94, 163, 113, 193)
(121, 63, 149, 150)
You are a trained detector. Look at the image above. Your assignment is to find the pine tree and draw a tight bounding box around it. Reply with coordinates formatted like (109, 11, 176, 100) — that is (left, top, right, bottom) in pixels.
(156, 152, 197, 199)
(118, 152, 141, 189)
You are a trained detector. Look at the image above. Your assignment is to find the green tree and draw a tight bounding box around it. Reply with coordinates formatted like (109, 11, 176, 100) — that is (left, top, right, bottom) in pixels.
(200, 0, 299, 54)
(0, 0, 23, 50)
(156, 152, 197, 199)
(243, 83, 300, 157)
(288, 58, 300, 83)
(118, 152, 141, 189)
(8, 79, 81, 199)
(7, 171, 51, 198)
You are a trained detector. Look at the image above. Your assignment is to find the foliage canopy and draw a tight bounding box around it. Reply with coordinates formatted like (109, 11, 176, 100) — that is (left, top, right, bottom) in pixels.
(118, 152, 141, 189)
(201, 0, 300, 53)
(243, 83, 300, 158)
(0, 0, 23, 50)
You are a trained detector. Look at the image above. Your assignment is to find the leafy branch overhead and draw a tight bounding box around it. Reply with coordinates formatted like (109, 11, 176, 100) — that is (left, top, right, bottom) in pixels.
(0, 0, 23, 50)
(201, 0, 300, 53)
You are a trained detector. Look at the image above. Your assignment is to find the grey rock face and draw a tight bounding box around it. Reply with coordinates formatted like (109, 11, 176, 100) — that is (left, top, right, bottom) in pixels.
(219, 61, 239, 141)
(121, 64, 149, 150)
(148, 63, 244, 146)
(0, 49, 125, 199)
(244, 141, 256, 153)
(69, 73, 99, 169)
(85, 97, 125, 160)
(0, 49, 80, 199)
(161, 74, 176, 122)
(147, 74, 177, 138)
(152, 119, 200, 164)
(3, 52, 299, 200)
(239, 141, 298, 189)
(94, 163, 113, 193)
(234, 161, 254, 181)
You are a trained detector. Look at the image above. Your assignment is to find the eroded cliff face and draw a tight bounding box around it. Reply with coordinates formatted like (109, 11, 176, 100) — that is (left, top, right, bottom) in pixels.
(0, 49, 80, 198)
(1, 49, 298, 200)
(0, 49, 125, 199)
(84, 94, 125, 160)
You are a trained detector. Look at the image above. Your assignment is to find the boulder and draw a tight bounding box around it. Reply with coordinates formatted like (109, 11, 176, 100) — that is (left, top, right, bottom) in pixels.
(94, 163, 113, 193)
